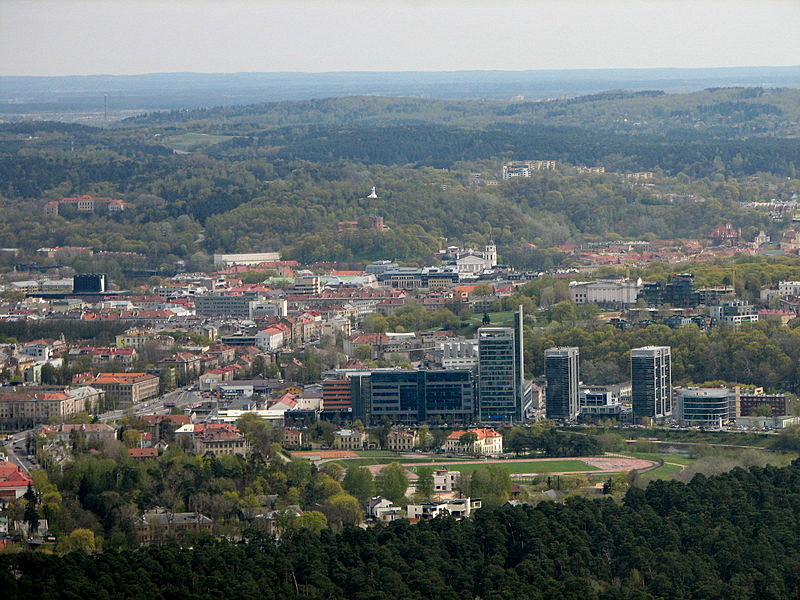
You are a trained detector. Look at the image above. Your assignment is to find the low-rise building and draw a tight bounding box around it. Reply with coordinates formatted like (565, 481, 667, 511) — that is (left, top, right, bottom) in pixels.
(128, 447, 159, 460)
(333, 428, 368, 450)
(255, 326, 284, 350)
(433, 469, 461, 494)
(385, 429, 418, 452)
(734, 415, 800, 429)
(442, 428, 503, 456)
(0, 461, 34, 501)
(710, 301, 759, 326)
(137, 508, 214, 544)
(569, 278, 643, 306)
(0, 386, 104, 430)
(732, 386, 789, 417)
(674, 387, 732, 427)
(87, 373, 160, 405)
(51, 423, 117, 445)
(159, 353, 202, 378)
(406, 497, 481, 520)
(193, 427, 249, 456)
(367, 497, 402, 522)
(282, 428, 306, 450)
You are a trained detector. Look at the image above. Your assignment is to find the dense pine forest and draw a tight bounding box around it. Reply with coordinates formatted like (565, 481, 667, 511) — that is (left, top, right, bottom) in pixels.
(4, 460, 800, 599)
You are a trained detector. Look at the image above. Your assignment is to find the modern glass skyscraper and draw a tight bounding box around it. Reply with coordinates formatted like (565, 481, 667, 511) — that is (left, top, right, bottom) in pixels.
(477, 306, 530, 424)
(544, 347, 580, 420)
(631, 346, 672, 420)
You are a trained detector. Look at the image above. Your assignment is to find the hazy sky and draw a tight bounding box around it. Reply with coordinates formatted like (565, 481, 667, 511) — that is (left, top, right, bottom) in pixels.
(1, 0, 799, 76)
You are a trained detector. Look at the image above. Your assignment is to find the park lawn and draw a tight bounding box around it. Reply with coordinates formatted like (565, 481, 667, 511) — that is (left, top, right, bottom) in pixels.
(640, 462, 686, 481)
(409, 459, 600, 476)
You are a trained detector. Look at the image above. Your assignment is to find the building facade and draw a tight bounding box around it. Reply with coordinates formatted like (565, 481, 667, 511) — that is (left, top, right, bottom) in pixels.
(385, 429, 419, 452)
(0, 386, 104, 430)
(477, 307, 530, 424)
(368, 369, 475, 426)
(88, 373, 160, 405)
(674, 387, 731, 427)
(631, 346, 672, 421)
(544, 347, 580, 420)
(569, 278, 643, 306)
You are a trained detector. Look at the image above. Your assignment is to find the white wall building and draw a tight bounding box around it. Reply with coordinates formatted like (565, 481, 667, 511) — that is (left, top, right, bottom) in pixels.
(407, 498, 481, 520)
(255, 327, 284, 350)
(569, 278, 643, 306)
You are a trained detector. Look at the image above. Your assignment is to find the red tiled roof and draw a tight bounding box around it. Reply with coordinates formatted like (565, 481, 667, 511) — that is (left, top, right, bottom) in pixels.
(0, 461, 34, 489)
(446, 428, 502, 440)
(128, 448, 158, 459)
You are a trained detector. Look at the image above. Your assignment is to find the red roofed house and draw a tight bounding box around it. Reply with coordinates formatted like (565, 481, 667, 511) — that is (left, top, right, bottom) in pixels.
(0, 461, 34, 501)
(128, 447, 159, 460)
(443, 428, 503, 456)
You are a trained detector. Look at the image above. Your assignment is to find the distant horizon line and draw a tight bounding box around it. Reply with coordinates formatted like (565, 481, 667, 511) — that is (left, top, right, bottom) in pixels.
(3, 65, 800, 79)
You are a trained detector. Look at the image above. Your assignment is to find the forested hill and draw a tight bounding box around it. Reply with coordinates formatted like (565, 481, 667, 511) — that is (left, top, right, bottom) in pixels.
(4, 460, 800, 599)
(121, 87, 800, 138)
(2, 86, 800, 264)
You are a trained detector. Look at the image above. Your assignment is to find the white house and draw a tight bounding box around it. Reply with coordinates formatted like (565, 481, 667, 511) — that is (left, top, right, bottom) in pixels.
(406, 498, 481, 520)
(255, 326, 284, 350)
(366, 496, 401, 522)
(433, 469, 461, 494)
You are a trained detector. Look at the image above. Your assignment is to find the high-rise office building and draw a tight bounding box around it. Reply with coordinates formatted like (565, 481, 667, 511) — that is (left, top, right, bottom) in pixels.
(544, 347, 580, 420)
(631, 346, 672, 420)
(477, 306, 530, 424)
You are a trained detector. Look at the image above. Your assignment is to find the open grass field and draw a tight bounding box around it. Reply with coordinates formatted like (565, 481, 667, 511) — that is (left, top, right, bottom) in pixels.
(640, 462, 686, 481)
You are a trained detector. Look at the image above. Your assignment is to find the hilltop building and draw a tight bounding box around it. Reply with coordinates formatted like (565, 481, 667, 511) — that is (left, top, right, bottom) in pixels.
(44, 195, 126, 216)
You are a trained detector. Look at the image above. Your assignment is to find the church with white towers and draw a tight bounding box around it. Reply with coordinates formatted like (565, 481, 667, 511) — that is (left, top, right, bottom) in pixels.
(443, 241, 498, 275)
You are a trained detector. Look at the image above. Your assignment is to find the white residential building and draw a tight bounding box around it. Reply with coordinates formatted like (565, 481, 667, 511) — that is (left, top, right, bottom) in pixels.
(406, 498, 481, 520)
(433, 469, 461, 494)
(255, 327, 284, 350)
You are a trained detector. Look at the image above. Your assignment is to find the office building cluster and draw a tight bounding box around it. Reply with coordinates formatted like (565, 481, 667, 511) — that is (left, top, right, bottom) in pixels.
(322, 306, 533, 426)
(543, 345, 674, 424)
